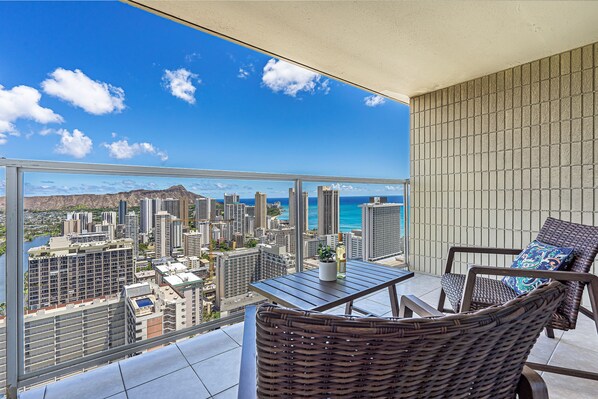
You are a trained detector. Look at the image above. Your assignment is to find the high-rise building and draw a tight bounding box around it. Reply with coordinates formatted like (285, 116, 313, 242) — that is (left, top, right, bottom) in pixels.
(154, 262, 204, 326)
(210, 198, 218, 219)
(155, 211, 172, 258)
(215, 248, 259, 306)
(361, 200, 403, 261)
(162, 198, 180, 220)
(257, 245, 293, 280)
(289, 188, 309, 232)
(254, 192, 267, 229)
(94, 221, 115, 240)
(123, 283, 163, 345)
(245, 216, 255, 236)
(180, 198, 190, 223)
(102, 211, 117, 226)
(125, 211, 139, 258)
(171, 218, 183, 251)
(183, 231, 203, 257)
(140, 198, 161, 234)
(68, 212, 93, 233)
(118, 200, 127, 224)
(0, 295, 125, 381)
(196, 221, 210, 245)
(226, 202, 246, 236)
(62, 218, 80, 235)
(317, 186, 340, 236)
(223, 193, 239, 219)
(195, 197, 211, 221)
(343, 232, 363, 260)
(27, 237, 134, 309)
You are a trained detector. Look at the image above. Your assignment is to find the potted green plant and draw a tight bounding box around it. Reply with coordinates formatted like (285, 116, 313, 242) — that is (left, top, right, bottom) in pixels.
(317, 244, 337, 281)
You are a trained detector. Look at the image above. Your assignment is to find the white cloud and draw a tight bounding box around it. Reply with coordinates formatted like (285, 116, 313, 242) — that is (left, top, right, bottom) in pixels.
(262, 59, 325, 97)
(364, 94, 386, 107)
(103, 139, 168, 161)
(331, 183, 356, 191)
(162, 68, 199, 104)
(0, 84, 63, 143)
(54, 128, 93, 158)
(237, 63, 255, 79)
(185, 52, 201, 63)
(39, 127, 57, 136)
(238, 68, 250, 79)
(42, 68, 125, 115)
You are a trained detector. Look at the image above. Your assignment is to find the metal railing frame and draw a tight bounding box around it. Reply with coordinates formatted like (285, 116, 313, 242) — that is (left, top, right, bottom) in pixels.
(0, 158, 409, 397)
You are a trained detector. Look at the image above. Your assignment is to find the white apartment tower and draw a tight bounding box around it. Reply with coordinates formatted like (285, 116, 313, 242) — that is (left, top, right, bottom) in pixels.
(254, 192, 267, 229)
(362, 200, 403, 261)
(140, 198, 161, 234)
(154, 211, 172, 258)
(171, 218, 183, 250)
(317, 186, 340, 236)
(223, 193, 239, 219)
(183, 231, 203, 257)
(125, 211, 139, 258)
(225, 202, 246, 236)
(102, 211, 117, 226)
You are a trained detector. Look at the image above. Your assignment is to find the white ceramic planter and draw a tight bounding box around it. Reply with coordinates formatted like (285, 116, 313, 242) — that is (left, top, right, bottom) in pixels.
(318, 261, 337, 281)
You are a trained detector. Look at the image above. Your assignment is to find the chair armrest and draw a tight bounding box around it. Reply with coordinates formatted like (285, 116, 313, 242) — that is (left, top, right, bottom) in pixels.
(460, 265, 598, 312)
(443, 246, 523, 274)
(238, 306, 257, 399)
(400, 294, 444, 318)
(517, 365, 548, 399)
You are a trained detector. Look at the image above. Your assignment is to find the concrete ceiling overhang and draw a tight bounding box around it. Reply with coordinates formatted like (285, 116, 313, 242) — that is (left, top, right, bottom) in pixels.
(123, 1, 598, 104)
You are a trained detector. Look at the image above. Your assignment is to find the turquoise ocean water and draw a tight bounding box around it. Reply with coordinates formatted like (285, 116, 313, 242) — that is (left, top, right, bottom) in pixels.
(241, 195, 405, 232)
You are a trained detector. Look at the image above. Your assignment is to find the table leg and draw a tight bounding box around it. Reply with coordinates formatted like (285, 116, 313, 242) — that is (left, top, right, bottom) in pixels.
(345, 300, 353, 315)
(388, 284, 400, 317)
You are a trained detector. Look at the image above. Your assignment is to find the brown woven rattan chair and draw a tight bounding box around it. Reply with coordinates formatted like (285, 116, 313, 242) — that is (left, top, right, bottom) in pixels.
(437, 217, 598, 380)
(238, 282, 565, 399)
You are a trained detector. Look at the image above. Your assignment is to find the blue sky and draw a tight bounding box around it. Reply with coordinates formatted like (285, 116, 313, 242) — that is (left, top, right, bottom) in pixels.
(0, 1, 410, 198)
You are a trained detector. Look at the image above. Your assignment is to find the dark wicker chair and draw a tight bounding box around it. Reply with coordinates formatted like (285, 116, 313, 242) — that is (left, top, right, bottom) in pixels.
(437, 217, 598, 380)
(238, 282, 565, 399)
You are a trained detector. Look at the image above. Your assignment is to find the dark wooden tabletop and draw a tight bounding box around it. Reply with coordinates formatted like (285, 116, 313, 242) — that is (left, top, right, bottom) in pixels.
(249, 260, 413, 312)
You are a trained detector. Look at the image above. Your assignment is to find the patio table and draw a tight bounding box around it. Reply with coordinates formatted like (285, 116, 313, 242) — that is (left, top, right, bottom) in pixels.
(249, 260, 413, 317)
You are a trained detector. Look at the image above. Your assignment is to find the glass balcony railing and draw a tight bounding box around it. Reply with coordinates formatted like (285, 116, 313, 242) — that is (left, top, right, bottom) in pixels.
(0, 159, 408, 398)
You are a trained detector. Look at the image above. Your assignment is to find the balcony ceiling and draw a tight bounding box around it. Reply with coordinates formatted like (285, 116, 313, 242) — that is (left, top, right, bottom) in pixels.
(125, 1, 598, 104)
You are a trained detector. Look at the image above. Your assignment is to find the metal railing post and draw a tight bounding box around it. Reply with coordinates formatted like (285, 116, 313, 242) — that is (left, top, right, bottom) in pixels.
(403, 181, 410, 268)
(5, 166, 24, 399)
(294, 179, 304, 272)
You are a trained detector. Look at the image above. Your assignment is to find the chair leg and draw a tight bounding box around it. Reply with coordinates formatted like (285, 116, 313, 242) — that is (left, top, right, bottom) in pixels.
(437, 288, 446, 312)
(517, 366, 548, 399)
(344, 300, 353, 315)
(545, 327, 555, 339)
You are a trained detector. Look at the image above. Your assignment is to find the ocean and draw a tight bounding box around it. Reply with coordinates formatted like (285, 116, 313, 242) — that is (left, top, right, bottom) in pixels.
(240, 195, 405, 232)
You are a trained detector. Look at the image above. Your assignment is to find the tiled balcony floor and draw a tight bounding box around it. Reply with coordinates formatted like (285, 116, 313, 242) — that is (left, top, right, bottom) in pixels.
(19, 273, 598, 399)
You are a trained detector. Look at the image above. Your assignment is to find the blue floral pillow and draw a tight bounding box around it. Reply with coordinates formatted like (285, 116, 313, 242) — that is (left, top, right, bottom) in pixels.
(502, 240, 574, 295)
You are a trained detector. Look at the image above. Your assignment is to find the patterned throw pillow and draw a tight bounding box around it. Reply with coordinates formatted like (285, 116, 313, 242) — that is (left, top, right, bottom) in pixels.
(502, 240, 574, 295)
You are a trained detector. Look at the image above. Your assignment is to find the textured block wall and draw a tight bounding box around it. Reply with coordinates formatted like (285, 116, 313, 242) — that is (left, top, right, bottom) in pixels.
(409, 43, 598, 275)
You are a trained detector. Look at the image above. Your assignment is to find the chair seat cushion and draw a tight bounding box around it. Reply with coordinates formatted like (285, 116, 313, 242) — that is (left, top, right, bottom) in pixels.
(502, 240, 574, 295)
(441, 273, 518, 311)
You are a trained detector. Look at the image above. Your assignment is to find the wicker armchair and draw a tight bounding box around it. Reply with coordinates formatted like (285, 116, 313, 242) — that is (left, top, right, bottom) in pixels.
(238, 282, 565, 399)
(437, 217, 598, 380)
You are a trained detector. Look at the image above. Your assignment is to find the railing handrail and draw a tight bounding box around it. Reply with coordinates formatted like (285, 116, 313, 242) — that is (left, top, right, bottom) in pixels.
(0, 158, 409, 185)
